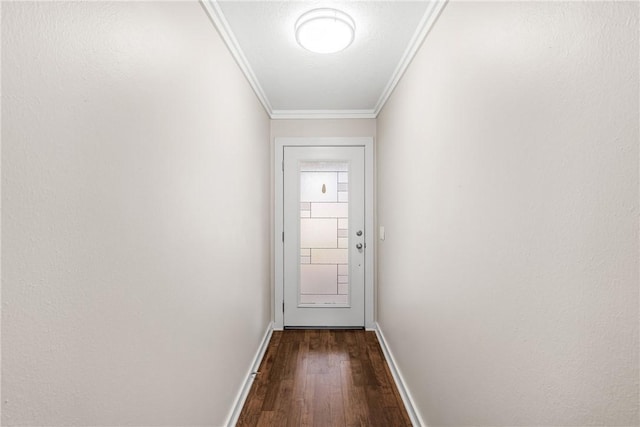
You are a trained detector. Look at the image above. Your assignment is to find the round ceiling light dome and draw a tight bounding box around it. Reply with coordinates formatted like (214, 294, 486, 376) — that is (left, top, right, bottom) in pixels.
(295, 8, 355, 54)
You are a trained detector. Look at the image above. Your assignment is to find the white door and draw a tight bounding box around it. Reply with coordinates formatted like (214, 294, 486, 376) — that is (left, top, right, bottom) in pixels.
(283, 146, 365, 327)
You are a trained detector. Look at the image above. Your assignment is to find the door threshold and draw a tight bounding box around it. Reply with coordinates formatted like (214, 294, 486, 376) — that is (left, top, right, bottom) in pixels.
(284, 326, 365, 330)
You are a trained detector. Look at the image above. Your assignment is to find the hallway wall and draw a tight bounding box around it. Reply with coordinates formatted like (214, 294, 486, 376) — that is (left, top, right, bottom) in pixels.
(271, 119, 376, 139)
(2, 2, 270, 426)
(377, 2, 639, 426)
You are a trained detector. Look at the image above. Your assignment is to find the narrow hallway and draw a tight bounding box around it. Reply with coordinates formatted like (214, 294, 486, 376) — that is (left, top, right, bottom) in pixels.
(2, 1, 638, 426)
(237, 330, 411, 426)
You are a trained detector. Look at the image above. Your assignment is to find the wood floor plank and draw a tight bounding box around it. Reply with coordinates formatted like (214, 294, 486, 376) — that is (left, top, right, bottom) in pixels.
(300, 371, 316, 427)
(272, 378, 294, 426)
(237, 329, 412, 427)
(327, 358, 346, 426)
(261, 337, 293, 411)
(340, 360, 372, 427)
(236, 332, 282, 427)
(312, 373, 333, 427)
(255, 411, 275, 427)
(364, 334, 399, 408)
(290, 339, 309, 403)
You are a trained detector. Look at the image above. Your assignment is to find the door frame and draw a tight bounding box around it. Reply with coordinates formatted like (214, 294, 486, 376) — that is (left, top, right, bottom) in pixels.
(274, 137, 375, 330)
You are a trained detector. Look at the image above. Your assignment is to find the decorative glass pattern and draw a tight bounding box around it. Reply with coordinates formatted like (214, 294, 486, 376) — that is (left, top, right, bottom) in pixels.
(299, 161, 349, 305)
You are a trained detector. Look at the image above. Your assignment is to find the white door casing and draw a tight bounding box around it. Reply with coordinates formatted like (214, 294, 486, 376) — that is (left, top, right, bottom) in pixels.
(274, 137, 375, 330)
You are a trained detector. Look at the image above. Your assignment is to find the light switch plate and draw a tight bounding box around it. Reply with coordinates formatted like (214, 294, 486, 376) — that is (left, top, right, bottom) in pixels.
(379, 226, 385, 241)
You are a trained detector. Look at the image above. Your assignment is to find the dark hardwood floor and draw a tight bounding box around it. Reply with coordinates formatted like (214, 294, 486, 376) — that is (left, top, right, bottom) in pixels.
(237, 329, 412, 427)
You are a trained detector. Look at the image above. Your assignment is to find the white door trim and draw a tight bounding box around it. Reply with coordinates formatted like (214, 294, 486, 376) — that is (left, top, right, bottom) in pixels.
(274, 137, 375, 330)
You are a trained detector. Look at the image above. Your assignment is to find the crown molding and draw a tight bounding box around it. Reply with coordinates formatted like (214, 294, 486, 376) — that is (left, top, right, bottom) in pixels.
(200, 0, 274, 116)
(201, 0, 448, 121)
(373, 0, 448, 116)
(271, 109, 377, 120)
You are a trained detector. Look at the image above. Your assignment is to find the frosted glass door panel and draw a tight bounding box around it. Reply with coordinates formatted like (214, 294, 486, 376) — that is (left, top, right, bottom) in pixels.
(311, 249, 348, 264)
(311, 203, 349, 218)
(299, 161, 348, 306)
(300, 219, 337, 248)
(301, 173, 338, 202)
(300, 265, 338, 294)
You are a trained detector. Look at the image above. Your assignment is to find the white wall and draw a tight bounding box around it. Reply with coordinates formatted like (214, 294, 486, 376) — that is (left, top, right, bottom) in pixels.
(2, 2, 270, 426)
(377, 2, 639, 426)
(271, 119, 376, 139)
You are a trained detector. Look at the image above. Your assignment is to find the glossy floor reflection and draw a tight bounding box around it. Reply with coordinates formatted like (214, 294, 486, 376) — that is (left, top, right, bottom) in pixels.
(237, 329, 412, 427)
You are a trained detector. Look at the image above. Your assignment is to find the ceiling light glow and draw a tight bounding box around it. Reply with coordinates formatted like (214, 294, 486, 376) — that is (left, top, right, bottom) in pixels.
(295, 8, 355, 54)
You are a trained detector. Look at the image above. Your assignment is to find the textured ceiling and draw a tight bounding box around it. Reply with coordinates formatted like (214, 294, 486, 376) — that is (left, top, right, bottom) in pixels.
(203, 1, 446, 118)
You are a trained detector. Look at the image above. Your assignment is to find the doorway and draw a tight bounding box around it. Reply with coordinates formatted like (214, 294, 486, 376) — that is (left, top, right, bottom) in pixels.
(274, 137, 374, 329)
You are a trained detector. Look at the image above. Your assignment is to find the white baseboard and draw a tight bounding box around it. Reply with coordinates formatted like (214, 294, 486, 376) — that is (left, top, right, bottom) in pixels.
(225, 321, 274, 427)
(375, 322, 426, 427)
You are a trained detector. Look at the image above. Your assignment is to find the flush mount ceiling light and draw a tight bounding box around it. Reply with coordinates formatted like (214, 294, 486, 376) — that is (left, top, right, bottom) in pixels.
(295, 8, 355, 54)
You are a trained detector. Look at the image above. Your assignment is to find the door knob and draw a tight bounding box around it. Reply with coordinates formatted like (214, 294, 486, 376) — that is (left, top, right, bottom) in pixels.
(356, 243, 363, 250)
